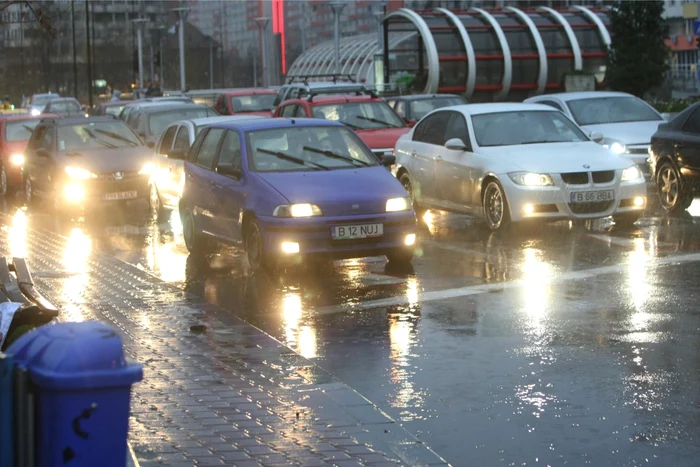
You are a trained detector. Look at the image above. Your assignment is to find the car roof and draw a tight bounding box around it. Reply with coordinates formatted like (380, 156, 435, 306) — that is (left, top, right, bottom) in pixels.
(286, 81, 364, 89)
(126, 101, 191, 111)
(32, 93, 59, 97)
(2, 113, 58, 121)
(141, 103, 211, 114)
(208, 117, 344, 132)
(53, 116, 119, 126)
(47, 97, 79, 103)
(445, 103, 556, 116)
(306, 94, 383, 104)
(393, 94, 464, 101)
(178, 115, 266, 127)
(221, 88, 276, 96)
(532, 91, 633, 101)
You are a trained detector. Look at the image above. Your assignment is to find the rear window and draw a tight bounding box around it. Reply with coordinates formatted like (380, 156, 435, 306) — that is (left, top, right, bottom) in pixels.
(148, 108, 217, 135)
(229, 94, 276, 112)
(5, 119, 41, 142)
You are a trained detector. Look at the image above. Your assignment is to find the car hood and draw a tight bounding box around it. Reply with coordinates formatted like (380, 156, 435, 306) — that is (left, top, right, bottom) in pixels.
(256, 166, 407, 205)
(480, 141, 635, 174)
(356, 127, 410, 149)
(59, 146, 152, 173)
(580, 121, 663, 145)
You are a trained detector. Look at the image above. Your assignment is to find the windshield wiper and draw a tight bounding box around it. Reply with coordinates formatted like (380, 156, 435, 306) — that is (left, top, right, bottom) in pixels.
(94, 129, 139, 146)
(81, 127, 117, 149)
(356, 115, 397, 128)
(22, 125, 36, 133)
(257, 148, 329, 170)
(339, 120, 362, 130)
(303, 146, 370, 167)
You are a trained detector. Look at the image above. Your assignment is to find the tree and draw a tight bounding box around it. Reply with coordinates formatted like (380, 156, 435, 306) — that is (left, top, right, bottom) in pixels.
(606, 1, 669, 97)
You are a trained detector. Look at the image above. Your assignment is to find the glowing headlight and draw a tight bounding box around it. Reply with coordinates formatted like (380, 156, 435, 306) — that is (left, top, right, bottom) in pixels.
(508, 172, 553, 186)
(606, 142, 627, 155)
(621, 165, 643, 182)
(63, 183, 85, 202)
(10, 154, 24, 166)
(273, 203, 323, 217)
(65, 166, 96, 179)
(386, 197, 410, 212)
(139, 162, 156, 175)
(30, 108, 41, 116)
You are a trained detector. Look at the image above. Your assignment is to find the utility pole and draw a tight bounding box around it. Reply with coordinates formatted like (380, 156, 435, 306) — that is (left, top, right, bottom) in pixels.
(85, 0, 93, 107)
(254, 17, 270, 87)
(330, 2, 346, 76)
(209, 37, 214, 89)
(71, 0, 78, 98)
(171, 7, 189, 91)
(133, 18, 147, 96)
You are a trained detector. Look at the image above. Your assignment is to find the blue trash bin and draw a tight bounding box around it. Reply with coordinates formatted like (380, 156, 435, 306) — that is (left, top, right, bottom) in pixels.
(7, 321, 143, 467)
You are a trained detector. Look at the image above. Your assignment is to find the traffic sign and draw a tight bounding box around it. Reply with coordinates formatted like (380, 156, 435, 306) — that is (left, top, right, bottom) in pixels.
(694, 20, 700, 36)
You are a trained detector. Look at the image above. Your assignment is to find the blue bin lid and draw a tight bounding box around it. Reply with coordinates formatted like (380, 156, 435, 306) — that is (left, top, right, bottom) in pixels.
(7, 321, 143, 390)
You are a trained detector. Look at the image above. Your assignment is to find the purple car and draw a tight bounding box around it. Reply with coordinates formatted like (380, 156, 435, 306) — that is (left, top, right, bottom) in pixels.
(179, 118, 417, 270)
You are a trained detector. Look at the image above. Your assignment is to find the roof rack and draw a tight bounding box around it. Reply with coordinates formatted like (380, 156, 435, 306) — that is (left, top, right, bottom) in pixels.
(307, 86, 376, 101)
(286, 74, 356, 85)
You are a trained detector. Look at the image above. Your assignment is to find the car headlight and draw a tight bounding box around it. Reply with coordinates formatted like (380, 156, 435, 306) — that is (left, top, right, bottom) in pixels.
(65, 166, 96, 179)
(621, 165, 643, 182)
(604, 141, 627, 155)
(10, 154, 24, 166)
(139, 162, 156, 175)
(273, 203, 323, 217)
(30, 108, 40, 116)
(386, 197, 410, 212)
(508, 172, 553, 186)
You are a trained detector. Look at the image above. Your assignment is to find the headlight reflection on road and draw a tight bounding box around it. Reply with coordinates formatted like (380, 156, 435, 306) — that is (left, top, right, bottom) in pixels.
(521, 248, 552, 320)
(282, 291, 317, 359)
(388, 314, 424, 419)
(61, 227, 92, 322)
(145, 223, 187, 283)
(406, 276, 419, 306)
(8, 209, 28, 258)
(627, 238, 653, 321)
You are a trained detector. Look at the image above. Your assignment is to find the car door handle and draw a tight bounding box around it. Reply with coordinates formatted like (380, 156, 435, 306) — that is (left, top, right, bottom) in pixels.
(411, 150, 417, 157)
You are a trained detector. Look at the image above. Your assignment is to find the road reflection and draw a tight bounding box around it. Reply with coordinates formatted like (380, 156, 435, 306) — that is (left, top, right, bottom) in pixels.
(7, 208, 28, 258)
(61, 227, 92, 322)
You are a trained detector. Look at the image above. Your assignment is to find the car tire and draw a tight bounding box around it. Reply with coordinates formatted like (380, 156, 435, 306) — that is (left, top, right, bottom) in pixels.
(399, 173, 426, 219)
(245, 219, 272, 272)
(386, 248, 414, 264)
(482, 179, 510, 231)
(657, 162, 693, 214)
(149, 184, 166, 220)
(612, 213, 641, 228)
(23, 177, 35, 207)
(0, 165, 8, 197)
(181, 206, 209, 255)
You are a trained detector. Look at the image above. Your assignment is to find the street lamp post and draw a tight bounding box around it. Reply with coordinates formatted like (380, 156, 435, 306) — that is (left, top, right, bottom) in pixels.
(209, 37, 214, 89)
(132, 18, 148, 96)
(171, 8, 189, 91)
(330, 2, 346, 76)
(254, 17, 270, 87)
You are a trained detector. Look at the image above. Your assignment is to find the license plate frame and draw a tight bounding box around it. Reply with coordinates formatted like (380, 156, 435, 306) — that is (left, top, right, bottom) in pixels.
(569, 189, 614, 203)
(104, 190, 138, 201)
(332, 223, 384, 240)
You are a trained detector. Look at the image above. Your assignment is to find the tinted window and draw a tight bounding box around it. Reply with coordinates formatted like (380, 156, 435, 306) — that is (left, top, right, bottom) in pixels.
(5, 119, 41, 142)
(194, 128, 224, 169)
(126, 110, 140, 128)
(105, 105, 125, 117)
(57, 121, 142, 151)
(395, 101, 407, 119)
(472, 110, 588, 147)
(409, 96, 467, 121)
(40, 126, 54, 150)
(413, 112, 450, 145)
(159, 126, 178, 155)
(229, 94, 275, 112)
(539, 100, 565, 112)
(567, 96, 663, 125)
(217, 131, 242, 170)
(28, 125, 45, 148)
(444, 112, 470, 146)
(310, 101, 405, 129)
(148, 107, 217, 136)
(682, 107, 700, 134)
(173, 127, 190, 152)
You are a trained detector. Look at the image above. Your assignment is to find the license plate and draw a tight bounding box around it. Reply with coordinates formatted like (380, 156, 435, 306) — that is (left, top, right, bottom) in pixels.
(104, 191, 137, 201)
(570, 189, 614, 203)
(332, 223, 383, 239)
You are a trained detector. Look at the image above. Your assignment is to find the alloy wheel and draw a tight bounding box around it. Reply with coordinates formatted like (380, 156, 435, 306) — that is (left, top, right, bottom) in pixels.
(246, 222, 263, 271)
(484, 182, 505, 230)
(658, 165, 680, 209)
(182, 209, 195, 251)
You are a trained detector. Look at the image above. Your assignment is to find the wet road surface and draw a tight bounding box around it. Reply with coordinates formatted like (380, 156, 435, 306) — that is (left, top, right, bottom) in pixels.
(6, 196, 700, 466)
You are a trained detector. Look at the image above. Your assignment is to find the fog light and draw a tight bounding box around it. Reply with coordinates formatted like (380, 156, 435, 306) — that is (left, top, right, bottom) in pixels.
(281, 241, 300, 254)
(404, 233, 416, 246)
(524, 204, 534, 215)
(63, 183, 85, 202)
(633, 196, 645, 207)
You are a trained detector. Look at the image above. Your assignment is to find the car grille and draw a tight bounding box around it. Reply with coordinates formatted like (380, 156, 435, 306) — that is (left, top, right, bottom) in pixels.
(561, 172, 589, 184)
(626, 146, 649, 155)
(95, 171, 141, 181)
(568, 201, 613, 214)
(86, 177, 148, 196)
(591, 170, 614, 183)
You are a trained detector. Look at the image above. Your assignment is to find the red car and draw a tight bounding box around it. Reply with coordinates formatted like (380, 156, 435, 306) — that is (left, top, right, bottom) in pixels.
(273, 94, 410, 159)
(0, 114, 58, 197)
(213, 89, 276, 117)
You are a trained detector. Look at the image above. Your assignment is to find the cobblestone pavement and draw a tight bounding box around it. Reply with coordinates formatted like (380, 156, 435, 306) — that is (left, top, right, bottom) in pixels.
(2, 218, 448, 467)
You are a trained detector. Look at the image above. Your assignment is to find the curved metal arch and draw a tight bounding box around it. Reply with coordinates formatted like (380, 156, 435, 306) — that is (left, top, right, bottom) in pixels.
(287, 45, 315, 76)
(538, 6, 583, 70)
(355, 32, 416, 84)
(319, 38, 359, 77)
(384, 8, 440, 93)
(313, 46, 338, 78)
(573, 5, 611, 48)
(471, 8, 512, 100)
(505, 6, 547, 96)
(347, 40, 381, 78)
(340, 37, 375, 76)
(435, 8, 476, 99)
(295, 44, 328, 78)
(333, 37, 369, 77)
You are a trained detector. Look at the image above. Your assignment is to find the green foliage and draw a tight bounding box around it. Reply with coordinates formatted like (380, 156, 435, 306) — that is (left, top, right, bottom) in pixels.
(648, 98, 697, 113)
(606, 1, 669, 97)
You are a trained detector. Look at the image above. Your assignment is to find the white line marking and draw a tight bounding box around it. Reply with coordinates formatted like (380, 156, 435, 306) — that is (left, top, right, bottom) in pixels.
(312, 252, 700, 316)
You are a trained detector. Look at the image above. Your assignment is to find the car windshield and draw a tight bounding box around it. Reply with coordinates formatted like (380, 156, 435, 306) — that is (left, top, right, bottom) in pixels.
(247, 126, 379, 172)
(229, 94, 276, 112)
(31, 95, 56, 106)
(472, 110, 589, 147)
(105, 105, 126, 117)
(5, 119, 41, 142)
(410, 97, 467, 120)
(311, 101, 405, 129)
(567, 96, 663, 125)
(57, 121, 142, 151)
(149, 108, 216, 135)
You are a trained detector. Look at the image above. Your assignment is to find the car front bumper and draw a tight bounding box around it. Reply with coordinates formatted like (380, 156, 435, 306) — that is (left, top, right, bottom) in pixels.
(59, 175, 150, 206)
(257, 211, 417, 260)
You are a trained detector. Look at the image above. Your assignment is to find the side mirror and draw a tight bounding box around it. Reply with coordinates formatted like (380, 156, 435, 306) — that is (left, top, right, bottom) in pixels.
(381, 154, 396, 167)
(445, 138, 468, 151)
(168, 148, 186, 160)
(217, 163, 242, 179)
(589, 131, 604, 143)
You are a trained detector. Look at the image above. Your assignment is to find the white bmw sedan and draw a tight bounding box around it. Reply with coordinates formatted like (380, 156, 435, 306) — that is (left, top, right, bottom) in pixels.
(393, 103, 647, 231)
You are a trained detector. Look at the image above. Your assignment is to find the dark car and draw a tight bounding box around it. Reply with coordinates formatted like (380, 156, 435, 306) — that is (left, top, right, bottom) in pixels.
(124, 103, 218, 148)
(649, 102, 700, 214)
(385, 94, 468, 126)
(22, 116, 153, 210)
(92, 101, 131, 118)
(42, 98, 84, 118)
